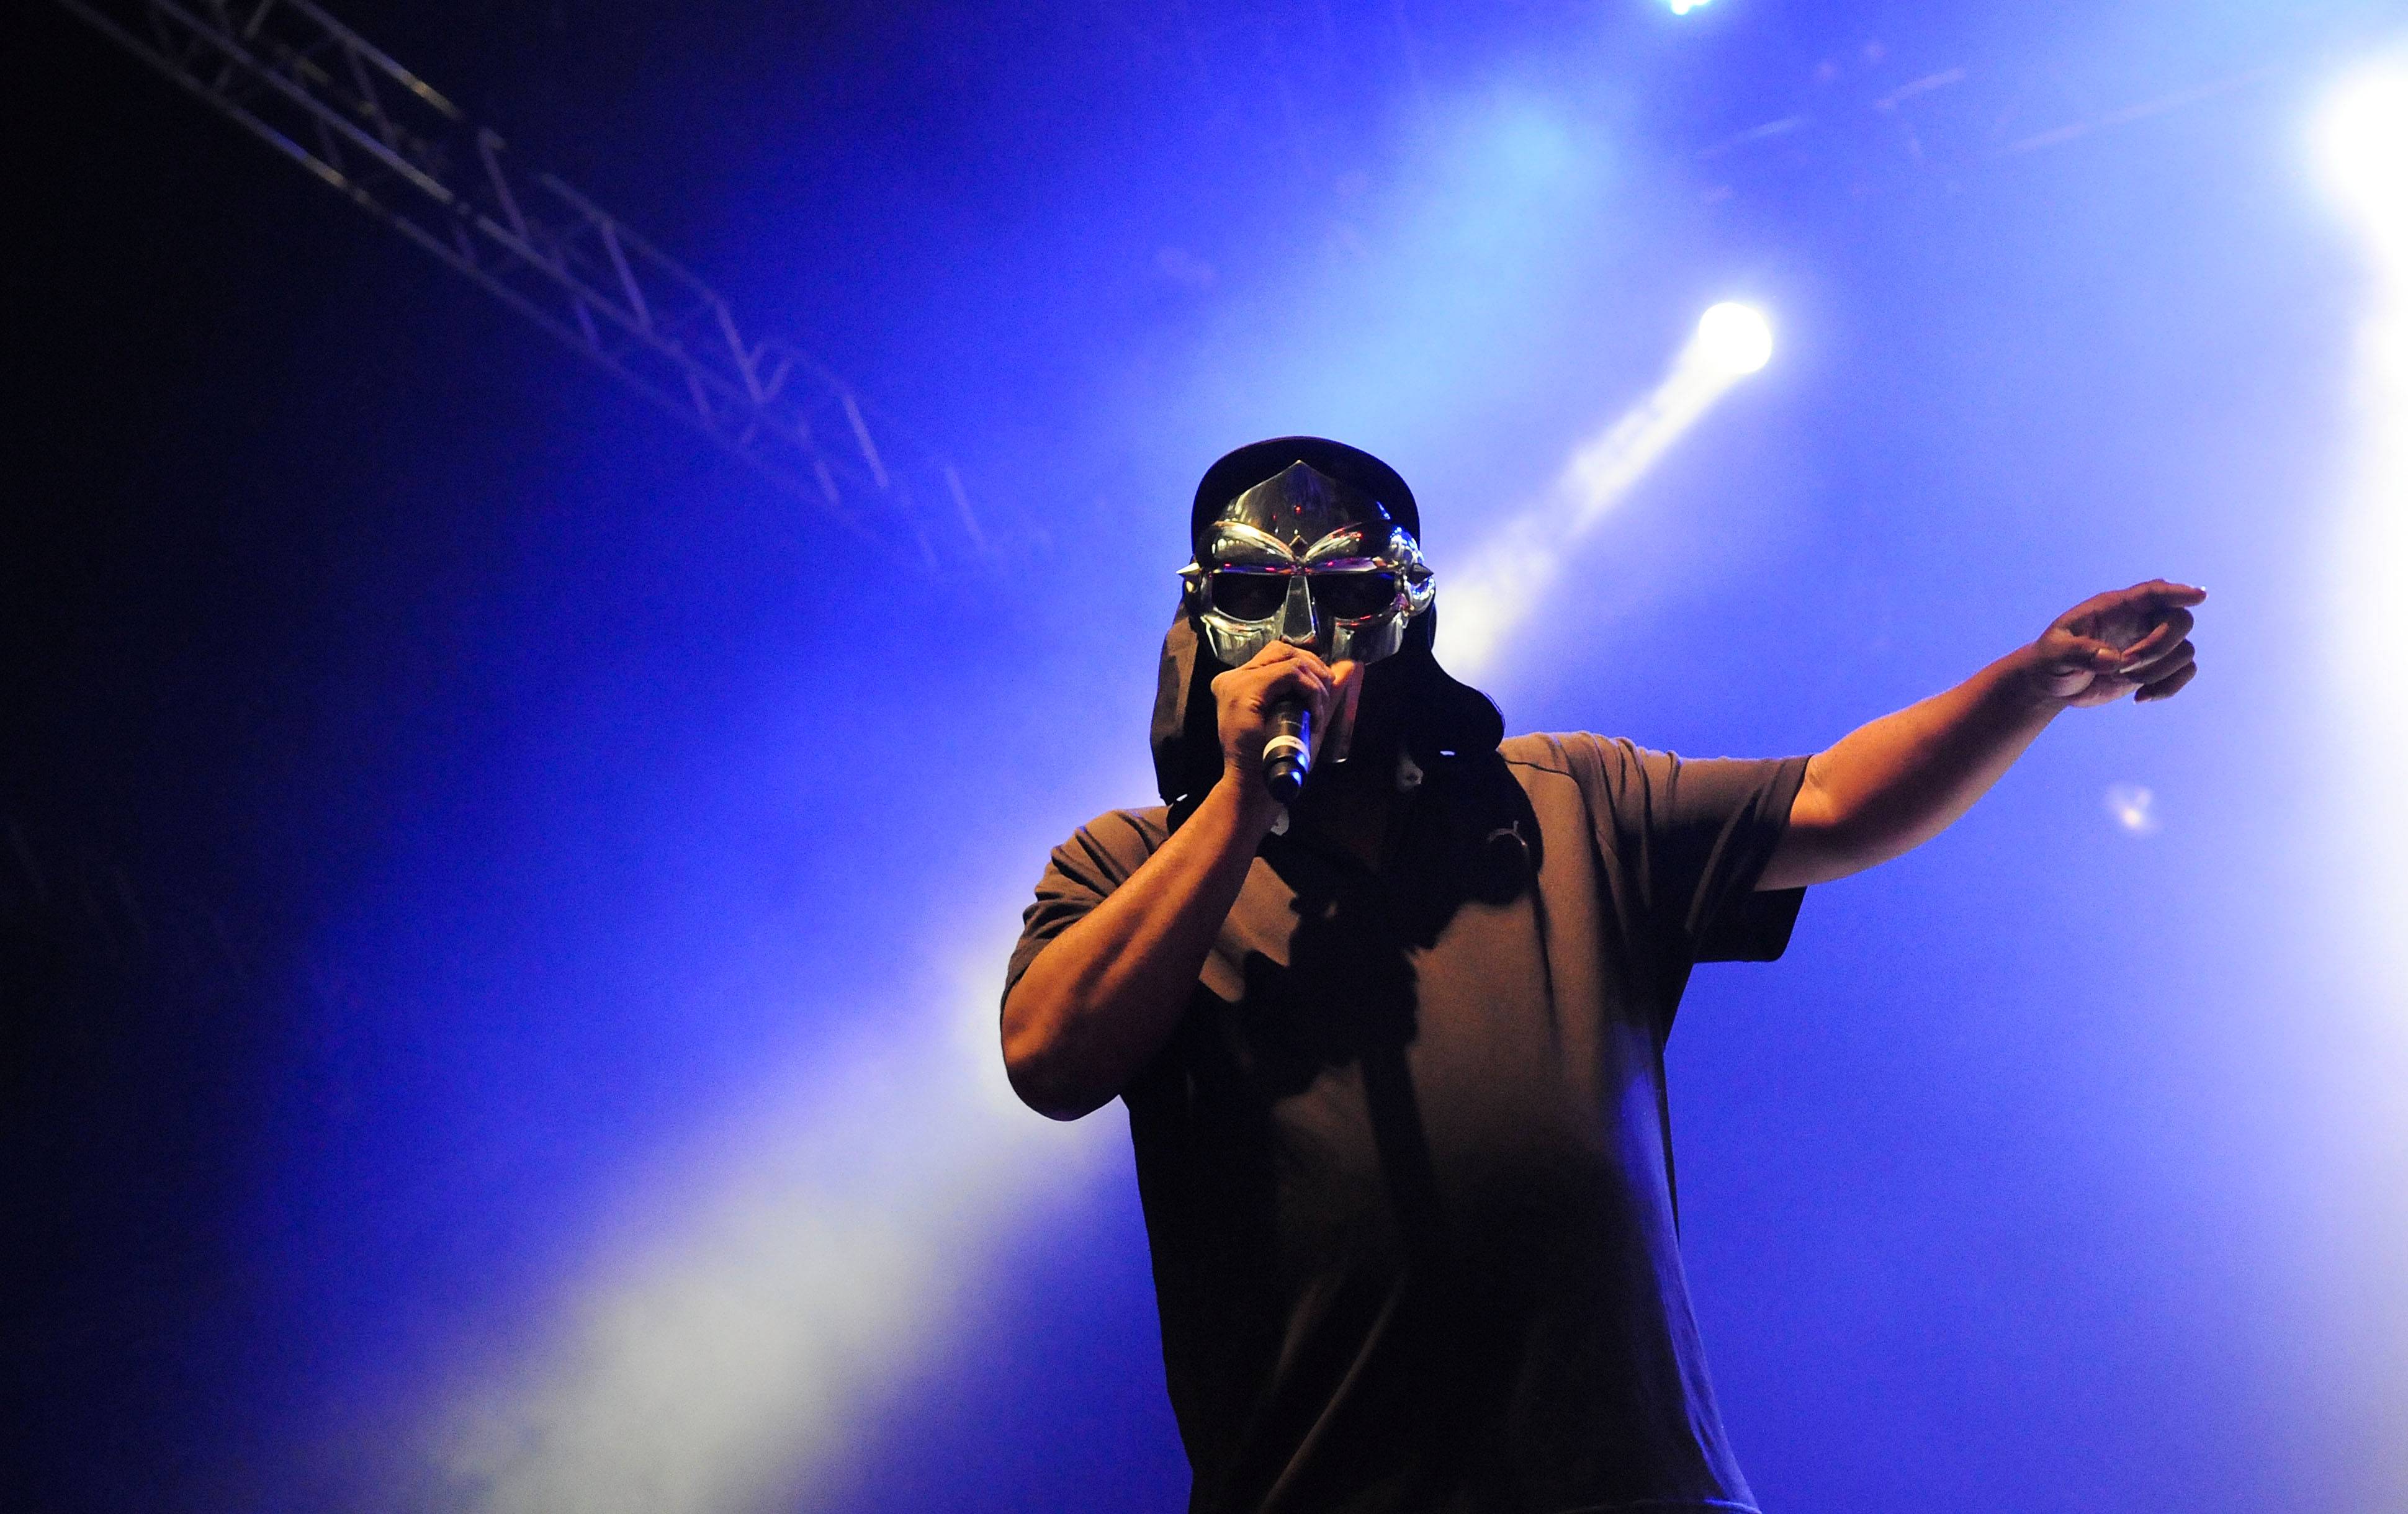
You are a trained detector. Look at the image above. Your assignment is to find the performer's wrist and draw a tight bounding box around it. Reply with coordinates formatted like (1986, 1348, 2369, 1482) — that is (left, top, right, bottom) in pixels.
(1202, 764, 1285, 839)
(1997, 641, 2079, 717)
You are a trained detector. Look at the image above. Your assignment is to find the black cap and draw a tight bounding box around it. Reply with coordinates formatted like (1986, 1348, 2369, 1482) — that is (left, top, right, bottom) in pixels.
(1190, 436, 1421, 549)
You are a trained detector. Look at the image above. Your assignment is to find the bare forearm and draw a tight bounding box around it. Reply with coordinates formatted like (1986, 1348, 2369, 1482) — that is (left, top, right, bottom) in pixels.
(1002, 778, 1275, 1119)
(1764, 645, 2060, 889)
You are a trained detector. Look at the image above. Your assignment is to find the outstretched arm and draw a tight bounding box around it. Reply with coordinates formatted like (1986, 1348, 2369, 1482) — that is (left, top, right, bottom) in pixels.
(1758, 579, 2204, 892)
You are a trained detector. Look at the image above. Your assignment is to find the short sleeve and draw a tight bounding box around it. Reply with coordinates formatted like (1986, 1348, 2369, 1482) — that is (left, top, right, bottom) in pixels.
(1002, 808, 1170, 1004)
(1557, 734, 1811, 965)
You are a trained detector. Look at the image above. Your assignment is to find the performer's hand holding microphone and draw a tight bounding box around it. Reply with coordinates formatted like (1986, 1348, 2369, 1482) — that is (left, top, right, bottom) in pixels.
(1209, 642, 1362, 810)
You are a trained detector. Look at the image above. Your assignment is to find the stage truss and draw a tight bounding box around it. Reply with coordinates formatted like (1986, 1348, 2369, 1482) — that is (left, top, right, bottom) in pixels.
(54, 0, 986, 567)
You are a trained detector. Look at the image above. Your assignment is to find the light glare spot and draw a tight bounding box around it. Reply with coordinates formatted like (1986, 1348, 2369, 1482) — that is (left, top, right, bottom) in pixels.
(2104, 782, 2159, 836)
(1669, 0, 1712, 14)
(1696, 301, 1774, 375)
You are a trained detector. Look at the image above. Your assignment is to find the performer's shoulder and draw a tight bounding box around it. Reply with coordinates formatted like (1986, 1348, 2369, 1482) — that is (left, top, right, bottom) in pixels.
(1500, 731, 1651, 777)
(1055, 804, 1172, 866)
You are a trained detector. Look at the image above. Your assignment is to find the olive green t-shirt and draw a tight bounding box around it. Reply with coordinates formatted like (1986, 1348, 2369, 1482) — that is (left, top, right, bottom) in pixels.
(1006, 733, 1810, 1514)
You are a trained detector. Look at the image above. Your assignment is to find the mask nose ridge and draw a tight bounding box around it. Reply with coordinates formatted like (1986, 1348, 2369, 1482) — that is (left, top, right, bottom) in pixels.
(1278, 572, 1320, 650)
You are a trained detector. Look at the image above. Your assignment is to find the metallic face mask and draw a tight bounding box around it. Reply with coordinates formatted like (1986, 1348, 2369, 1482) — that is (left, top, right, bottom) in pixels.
(1179, 460, 1435, 668)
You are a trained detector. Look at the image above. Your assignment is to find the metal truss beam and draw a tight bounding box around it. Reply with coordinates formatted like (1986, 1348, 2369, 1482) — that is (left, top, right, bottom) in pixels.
(53, 0, 985, 567)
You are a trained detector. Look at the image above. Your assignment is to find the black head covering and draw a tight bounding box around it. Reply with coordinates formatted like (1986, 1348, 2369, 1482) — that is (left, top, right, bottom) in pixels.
(1189, 436, 1422, 547)
(1152, 437, 1505, 827)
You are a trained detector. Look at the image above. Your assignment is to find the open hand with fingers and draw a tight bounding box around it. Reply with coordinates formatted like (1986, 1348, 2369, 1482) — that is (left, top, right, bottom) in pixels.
(2023, 579, 2206, 709)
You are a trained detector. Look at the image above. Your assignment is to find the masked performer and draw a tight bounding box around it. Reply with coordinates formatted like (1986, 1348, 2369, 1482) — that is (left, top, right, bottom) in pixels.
(1000, 437, 2202, 1514)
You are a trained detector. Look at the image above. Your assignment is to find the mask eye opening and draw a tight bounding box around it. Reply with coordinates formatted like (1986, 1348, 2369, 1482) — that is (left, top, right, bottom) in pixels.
(1313, 569, 1402, 620)
(1208, 567, 1290, 621)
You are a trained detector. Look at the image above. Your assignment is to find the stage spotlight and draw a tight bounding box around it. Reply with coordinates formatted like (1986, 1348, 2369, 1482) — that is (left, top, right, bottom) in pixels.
(1668, 0, 1713, 15)
(1695, 301, 1774, 376)
(1442, 300, 1776, 676)
(2317, 61, 2408, 236)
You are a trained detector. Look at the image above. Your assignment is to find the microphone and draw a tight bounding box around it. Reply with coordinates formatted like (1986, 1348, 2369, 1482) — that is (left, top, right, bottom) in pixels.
(1260, 697, 1312, 805)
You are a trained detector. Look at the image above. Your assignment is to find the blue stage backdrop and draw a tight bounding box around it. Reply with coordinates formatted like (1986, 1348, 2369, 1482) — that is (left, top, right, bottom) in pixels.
(6, 2, 2404, 1511)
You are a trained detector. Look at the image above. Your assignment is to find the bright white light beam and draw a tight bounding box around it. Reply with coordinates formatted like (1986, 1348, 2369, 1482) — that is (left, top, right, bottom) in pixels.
(409, 922, 1121, 1514)
(2319, 58, 2408, 856)
(2299, 61, 2408, 1495)
(2318, 58, 2408, 968)
(1442, 301, 1774, 679)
